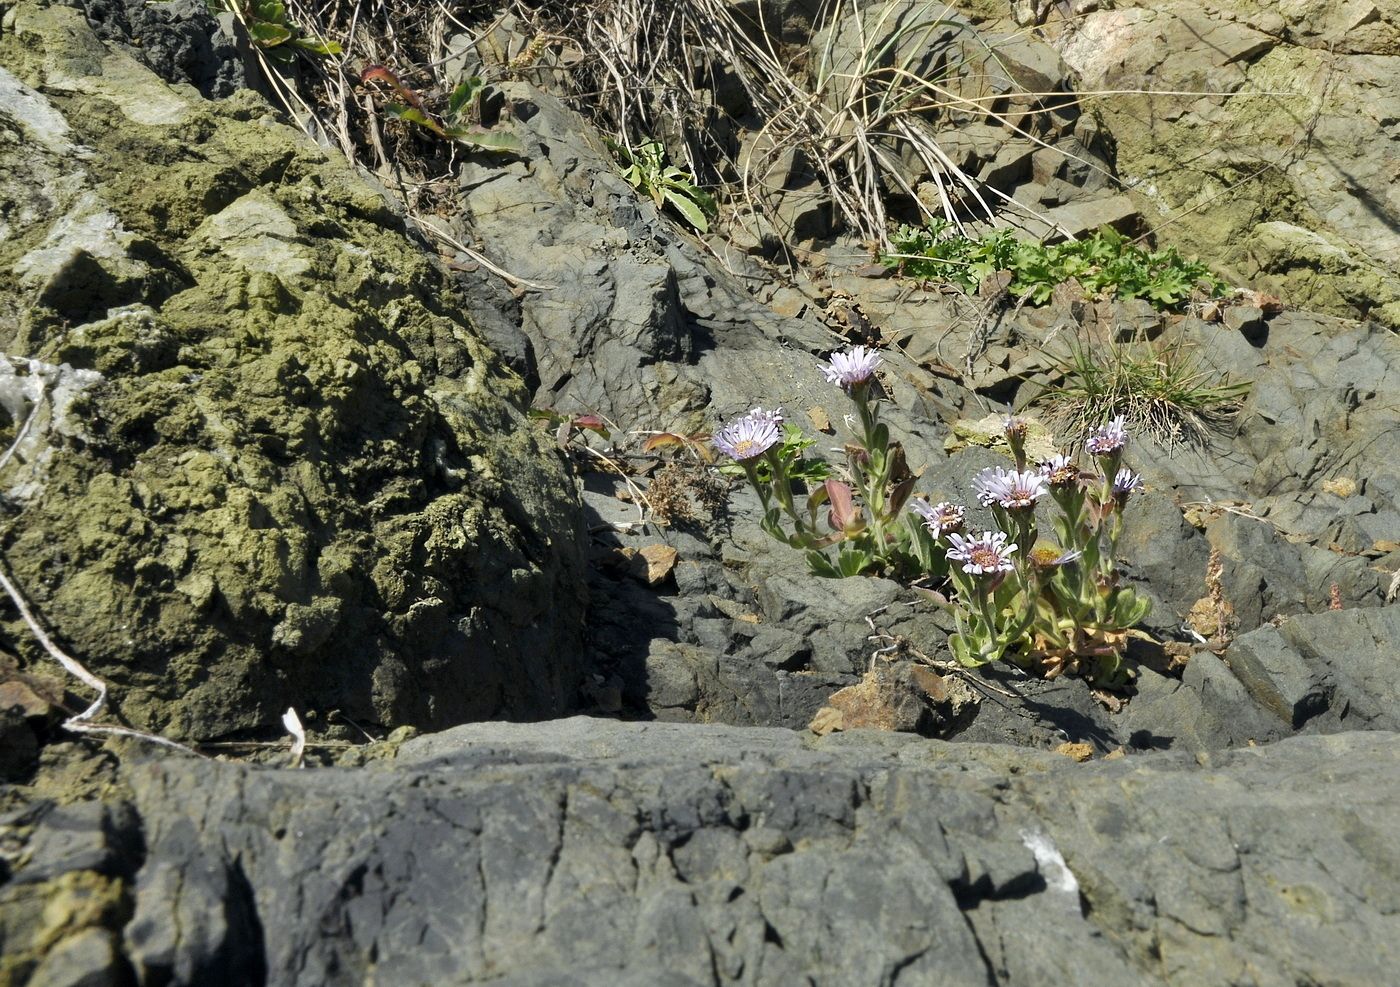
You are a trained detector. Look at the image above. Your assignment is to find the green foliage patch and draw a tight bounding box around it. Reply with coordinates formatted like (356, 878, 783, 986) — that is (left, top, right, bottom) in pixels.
(886, 222, 1225, 309)
(208, 1, 342, 60)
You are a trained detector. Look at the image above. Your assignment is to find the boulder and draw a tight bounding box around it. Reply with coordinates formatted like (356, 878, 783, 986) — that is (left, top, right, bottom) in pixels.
(1224, 607, 1400, 732)
(1046, 0, 1400, 328)
(0, 3, 587, 739)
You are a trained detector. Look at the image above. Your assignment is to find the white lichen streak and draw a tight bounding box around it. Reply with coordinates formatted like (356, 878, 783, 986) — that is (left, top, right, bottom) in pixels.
(1020, 829, 1081, 900)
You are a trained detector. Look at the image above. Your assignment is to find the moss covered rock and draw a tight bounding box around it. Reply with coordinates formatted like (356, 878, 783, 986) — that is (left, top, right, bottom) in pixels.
(0, 1, 586, 740)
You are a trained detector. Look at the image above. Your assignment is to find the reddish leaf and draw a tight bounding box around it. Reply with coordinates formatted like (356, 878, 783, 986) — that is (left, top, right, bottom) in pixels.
(361, 64, 424, 109)
(643, 433, 682, 451)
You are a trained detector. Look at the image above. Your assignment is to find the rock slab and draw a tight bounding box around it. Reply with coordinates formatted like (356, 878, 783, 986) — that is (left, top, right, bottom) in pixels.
(7, 719, 1400, 985)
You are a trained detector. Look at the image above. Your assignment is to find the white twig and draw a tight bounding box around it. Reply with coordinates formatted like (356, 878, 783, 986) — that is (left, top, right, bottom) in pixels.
(0, 564, 203, 758)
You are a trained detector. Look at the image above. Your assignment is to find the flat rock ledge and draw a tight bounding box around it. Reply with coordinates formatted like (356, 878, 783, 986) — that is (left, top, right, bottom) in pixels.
(12, 718, 1399, 985)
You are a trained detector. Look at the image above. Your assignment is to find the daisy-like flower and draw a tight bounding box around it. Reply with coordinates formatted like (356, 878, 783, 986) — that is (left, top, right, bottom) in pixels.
(821, 345, 882, 390)
(910, 499, 966, 537)
(1112, 467, 1142, 497)
(971, 466, 1049, 510)
(1086, 415, 1128, 456)
(1029, 544, 1084, 568)
(747, 406, 785, 430)
(713, 408, 782, 462)
(1039, 454, 1080, 489)
(946, 530, 1018, 575)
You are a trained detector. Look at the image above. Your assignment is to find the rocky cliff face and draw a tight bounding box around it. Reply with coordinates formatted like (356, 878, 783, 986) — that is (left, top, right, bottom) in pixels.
(9, 720, 1400, 986)
(2, 1, 1399, 984)
(1028, 0, 1400, 328)
(0, 1, 587, 740)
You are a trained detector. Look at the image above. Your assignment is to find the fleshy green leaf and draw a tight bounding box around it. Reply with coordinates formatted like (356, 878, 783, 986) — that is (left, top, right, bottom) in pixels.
(662, 187, 709, 232)
(447, 77, 483, 120)
(248, 20, 293, 46)
(450, 128, 523, 155)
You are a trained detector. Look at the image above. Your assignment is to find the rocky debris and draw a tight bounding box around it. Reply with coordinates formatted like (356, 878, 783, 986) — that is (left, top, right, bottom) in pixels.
(810, 659, 978, 736)
(0, 3, 587, 739)
(56, 0, 245, 98)
(2, 719, 1398, 985)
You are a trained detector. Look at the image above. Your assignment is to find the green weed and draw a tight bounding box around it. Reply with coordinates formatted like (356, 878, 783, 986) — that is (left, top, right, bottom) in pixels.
(608, 139, 717, 233)
(208, 1, 342, 60)
(886, 223, 1225, 309)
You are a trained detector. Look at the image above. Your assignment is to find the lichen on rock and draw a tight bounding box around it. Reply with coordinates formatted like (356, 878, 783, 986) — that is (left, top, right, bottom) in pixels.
(0, 2, 586, 740)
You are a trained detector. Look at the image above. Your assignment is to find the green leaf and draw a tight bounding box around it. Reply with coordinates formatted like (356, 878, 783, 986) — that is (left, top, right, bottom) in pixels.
(806, 551, 841, 578)
(447, 77, 483, 120)
(449, 127, 523, 155)
(662, 187, 709, 232)
(290, 37, 342, 56)
(385, 104, 448, 137)
(248, 20, 294, 46)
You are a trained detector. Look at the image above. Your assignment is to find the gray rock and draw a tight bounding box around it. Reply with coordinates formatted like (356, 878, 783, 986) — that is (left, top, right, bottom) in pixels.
(10, 719, 1400, 985)
(60, 0, 245, 98)
(26, 927, 126, 987)
(1224, 606, 1400, 732)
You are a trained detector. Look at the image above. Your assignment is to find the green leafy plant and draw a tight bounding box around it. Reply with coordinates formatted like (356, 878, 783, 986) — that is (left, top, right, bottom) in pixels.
(717, 424, 831, 486)
(1035, 334, 1251, 447)
(710, 360, 942, 582)
(887, 223, 1226, 309)
(607, 139, 717, 233)
(362, 68, 523, 155)
(714, 349, 1156, 687)
(211, 1, 342, 60)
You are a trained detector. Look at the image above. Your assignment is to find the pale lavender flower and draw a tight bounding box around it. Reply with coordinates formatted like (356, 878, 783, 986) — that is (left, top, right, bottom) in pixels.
(972, 466, 1049, 510)
(1086, 415, 1128, 456)
(821, 345, 882, 390)
(713, 408, 782, 462)
(946, 530, 1018, 575)
(1112, 468, 1142, 497)
(910, 499, 966, 537)
(1039, 454, 1080, 489)
(748, 406, 785, 430)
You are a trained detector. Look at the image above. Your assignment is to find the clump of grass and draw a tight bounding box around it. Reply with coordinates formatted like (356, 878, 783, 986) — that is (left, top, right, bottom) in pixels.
(506, 0, 1096, 247)
(887, 223, 1226, 309)
(1034, 335, 1250, 447)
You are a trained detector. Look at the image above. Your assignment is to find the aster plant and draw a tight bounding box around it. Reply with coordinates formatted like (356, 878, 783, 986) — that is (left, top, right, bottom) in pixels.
(921, 414, 1152, 683)
(713, 349, 941, 579)
(716, 349, 1152, 686)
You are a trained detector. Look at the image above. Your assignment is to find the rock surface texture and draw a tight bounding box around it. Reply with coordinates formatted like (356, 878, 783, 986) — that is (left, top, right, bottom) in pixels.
(1028, 0, 1400, 328)
(2, 0, 1399, 984)
(4, 719, 1399, 986)
(0, 2, 586, 738)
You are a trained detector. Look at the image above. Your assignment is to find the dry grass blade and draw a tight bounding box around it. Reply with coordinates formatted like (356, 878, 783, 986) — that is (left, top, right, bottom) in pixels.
(0, 564, 204, 758)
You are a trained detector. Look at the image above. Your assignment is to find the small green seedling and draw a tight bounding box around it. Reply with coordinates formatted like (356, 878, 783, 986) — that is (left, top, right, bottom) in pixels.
(608, 139, 717, 233)
(362, 68, 523, 155)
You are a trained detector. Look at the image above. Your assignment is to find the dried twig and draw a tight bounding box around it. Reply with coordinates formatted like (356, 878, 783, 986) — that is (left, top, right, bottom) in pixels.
(0, 564, 204, 758)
